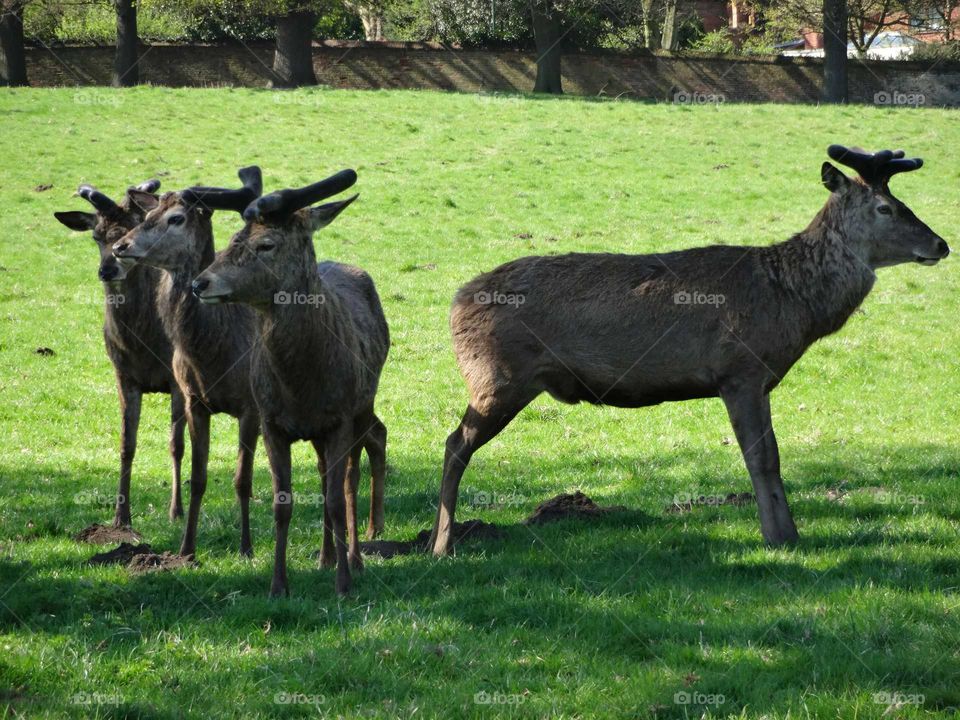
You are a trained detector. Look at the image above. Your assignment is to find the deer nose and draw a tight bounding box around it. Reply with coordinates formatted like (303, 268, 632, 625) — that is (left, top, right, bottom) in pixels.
(99, 264, 119, 281)
(191, 277, 209, 298)
(936, 238, 950, 258)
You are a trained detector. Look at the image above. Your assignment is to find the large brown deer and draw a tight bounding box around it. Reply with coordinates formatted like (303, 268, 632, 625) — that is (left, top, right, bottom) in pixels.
(112, 169, 263, 558)
(54, 180, 187, 527)
(191, 170, 389, 597)
(429, 145, 950, 556)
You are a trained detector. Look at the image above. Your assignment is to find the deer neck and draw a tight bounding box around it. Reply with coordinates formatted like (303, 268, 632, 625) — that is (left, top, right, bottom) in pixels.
(257, 268, 346, 384)
(156, 227, 217, 350)
(766, 205, 876, 341)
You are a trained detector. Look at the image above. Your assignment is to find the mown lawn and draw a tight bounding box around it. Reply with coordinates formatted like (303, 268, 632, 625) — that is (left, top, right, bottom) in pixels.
(0, 86, 958, 719)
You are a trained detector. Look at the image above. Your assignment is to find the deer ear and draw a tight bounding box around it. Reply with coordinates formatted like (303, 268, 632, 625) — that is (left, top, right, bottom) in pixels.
(821, 162, 850, 194)
(54, 211, 97, 231)
(126, 189, 159, 214)
(307, 194, 358, 232)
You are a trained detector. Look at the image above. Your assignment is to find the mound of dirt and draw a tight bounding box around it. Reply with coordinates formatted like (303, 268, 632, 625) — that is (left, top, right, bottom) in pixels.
(523, 491, 625, 526)
(88, 542, 153, 566)
(74, 523, 141, 544)
(126, 551, 195, 574)
(360, 519, 505, 559)
(666, 492, 755, 514)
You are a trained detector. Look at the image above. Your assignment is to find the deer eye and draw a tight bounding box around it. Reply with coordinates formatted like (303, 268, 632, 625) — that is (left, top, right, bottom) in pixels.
(256, 242, 276, 253)
(167, 214, 186, 226)
(877, 205, 893, 215)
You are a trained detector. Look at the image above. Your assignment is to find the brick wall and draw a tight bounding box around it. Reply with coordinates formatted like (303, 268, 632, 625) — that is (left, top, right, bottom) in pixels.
(10, 41, 960, 107)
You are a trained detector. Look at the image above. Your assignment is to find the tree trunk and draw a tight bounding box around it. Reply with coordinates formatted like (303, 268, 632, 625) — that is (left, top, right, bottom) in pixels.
(642, 0, 660, 49)
(358, 6, 384, 40)
(530, 2, 562, 94)
(272, 10, 317, 88)
(822, 0, 848, 103)
(113, 0, 139, 87)
(661, 0, 679, 50)
(0, 1, 27, 87)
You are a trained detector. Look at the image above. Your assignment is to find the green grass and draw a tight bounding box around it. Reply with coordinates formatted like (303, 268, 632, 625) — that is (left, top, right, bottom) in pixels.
(1, 87, 959, 719)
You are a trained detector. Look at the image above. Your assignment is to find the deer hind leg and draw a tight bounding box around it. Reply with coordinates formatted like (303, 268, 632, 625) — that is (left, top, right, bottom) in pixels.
(312, 445, 335, 570)
(345, 441, 364, 572)
(363, 413, 387, 540)
(429, 390, 537, 557)
(324, 422, 355, 595)
(234, 412, 259, 557)
(168, 386, 186, 522)
(721, 385, 799, 546)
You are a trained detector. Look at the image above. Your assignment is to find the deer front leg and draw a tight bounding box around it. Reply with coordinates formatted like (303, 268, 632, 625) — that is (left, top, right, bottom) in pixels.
(114, 379, 142, 528)
(324, 422, 354, 595)
(168, 386, 186, 521)
(178, 399, 210, 558)
(720, 385, 799, 546)
(234, 412, 259, 557)
(264, 421, 293, 598)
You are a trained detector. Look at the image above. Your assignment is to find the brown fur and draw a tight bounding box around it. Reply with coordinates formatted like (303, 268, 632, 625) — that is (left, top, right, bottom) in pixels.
(429, 158, 949, 554)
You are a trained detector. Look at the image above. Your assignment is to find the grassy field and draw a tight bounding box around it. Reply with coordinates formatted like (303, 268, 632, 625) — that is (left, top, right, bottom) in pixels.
(1, 87, 959, 719)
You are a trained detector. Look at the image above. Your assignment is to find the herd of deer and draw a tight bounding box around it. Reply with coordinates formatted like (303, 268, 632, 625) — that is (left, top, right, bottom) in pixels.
(54, 145, 949, 597)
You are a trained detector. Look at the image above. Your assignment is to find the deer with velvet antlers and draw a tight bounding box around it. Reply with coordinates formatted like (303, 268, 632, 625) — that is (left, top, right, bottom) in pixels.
(55, 179, 187, 527)
(112, 169, 264, 558)
(191, 170, 389, 597)
(429, 145, 950, 556)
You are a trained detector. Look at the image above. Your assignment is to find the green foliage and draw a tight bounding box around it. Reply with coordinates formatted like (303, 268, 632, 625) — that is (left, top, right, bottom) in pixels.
(2, 87, 959, 718)
(911, 38, 960, 62)
(23, 0, 190, 43)
(690, 28, 736, 54)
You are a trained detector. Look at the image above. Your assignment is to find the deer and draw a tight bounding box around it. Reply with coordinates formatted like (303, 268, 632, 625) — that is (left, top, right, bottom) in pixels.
(54, 179, 188, 528)
(190, 169, 390, 597)
(111, 169, 263, 558)
(428, 145, 950, 556)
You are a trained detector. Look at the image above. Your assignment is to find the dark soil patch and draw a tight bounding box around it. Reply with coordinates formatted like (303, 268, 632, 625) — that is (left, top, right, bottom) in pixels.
(74, 523, 141, 544)
(666, 492, 755, 514)
(127, 551, 195, 574)
(88, 542, 153, 566)
(523, 491, 625, 526)
(34, 347, 55, 357)
(360, 520, 504, 559)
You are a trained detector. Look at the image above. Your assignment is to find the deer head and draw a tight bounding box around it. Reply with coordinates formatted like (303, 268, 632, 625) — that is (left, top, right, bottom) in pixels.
(191, 170, 358, 308)
(112, 168, 262, 272)
(54, 180, 160, 282)
(821, 145, 949, 269)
